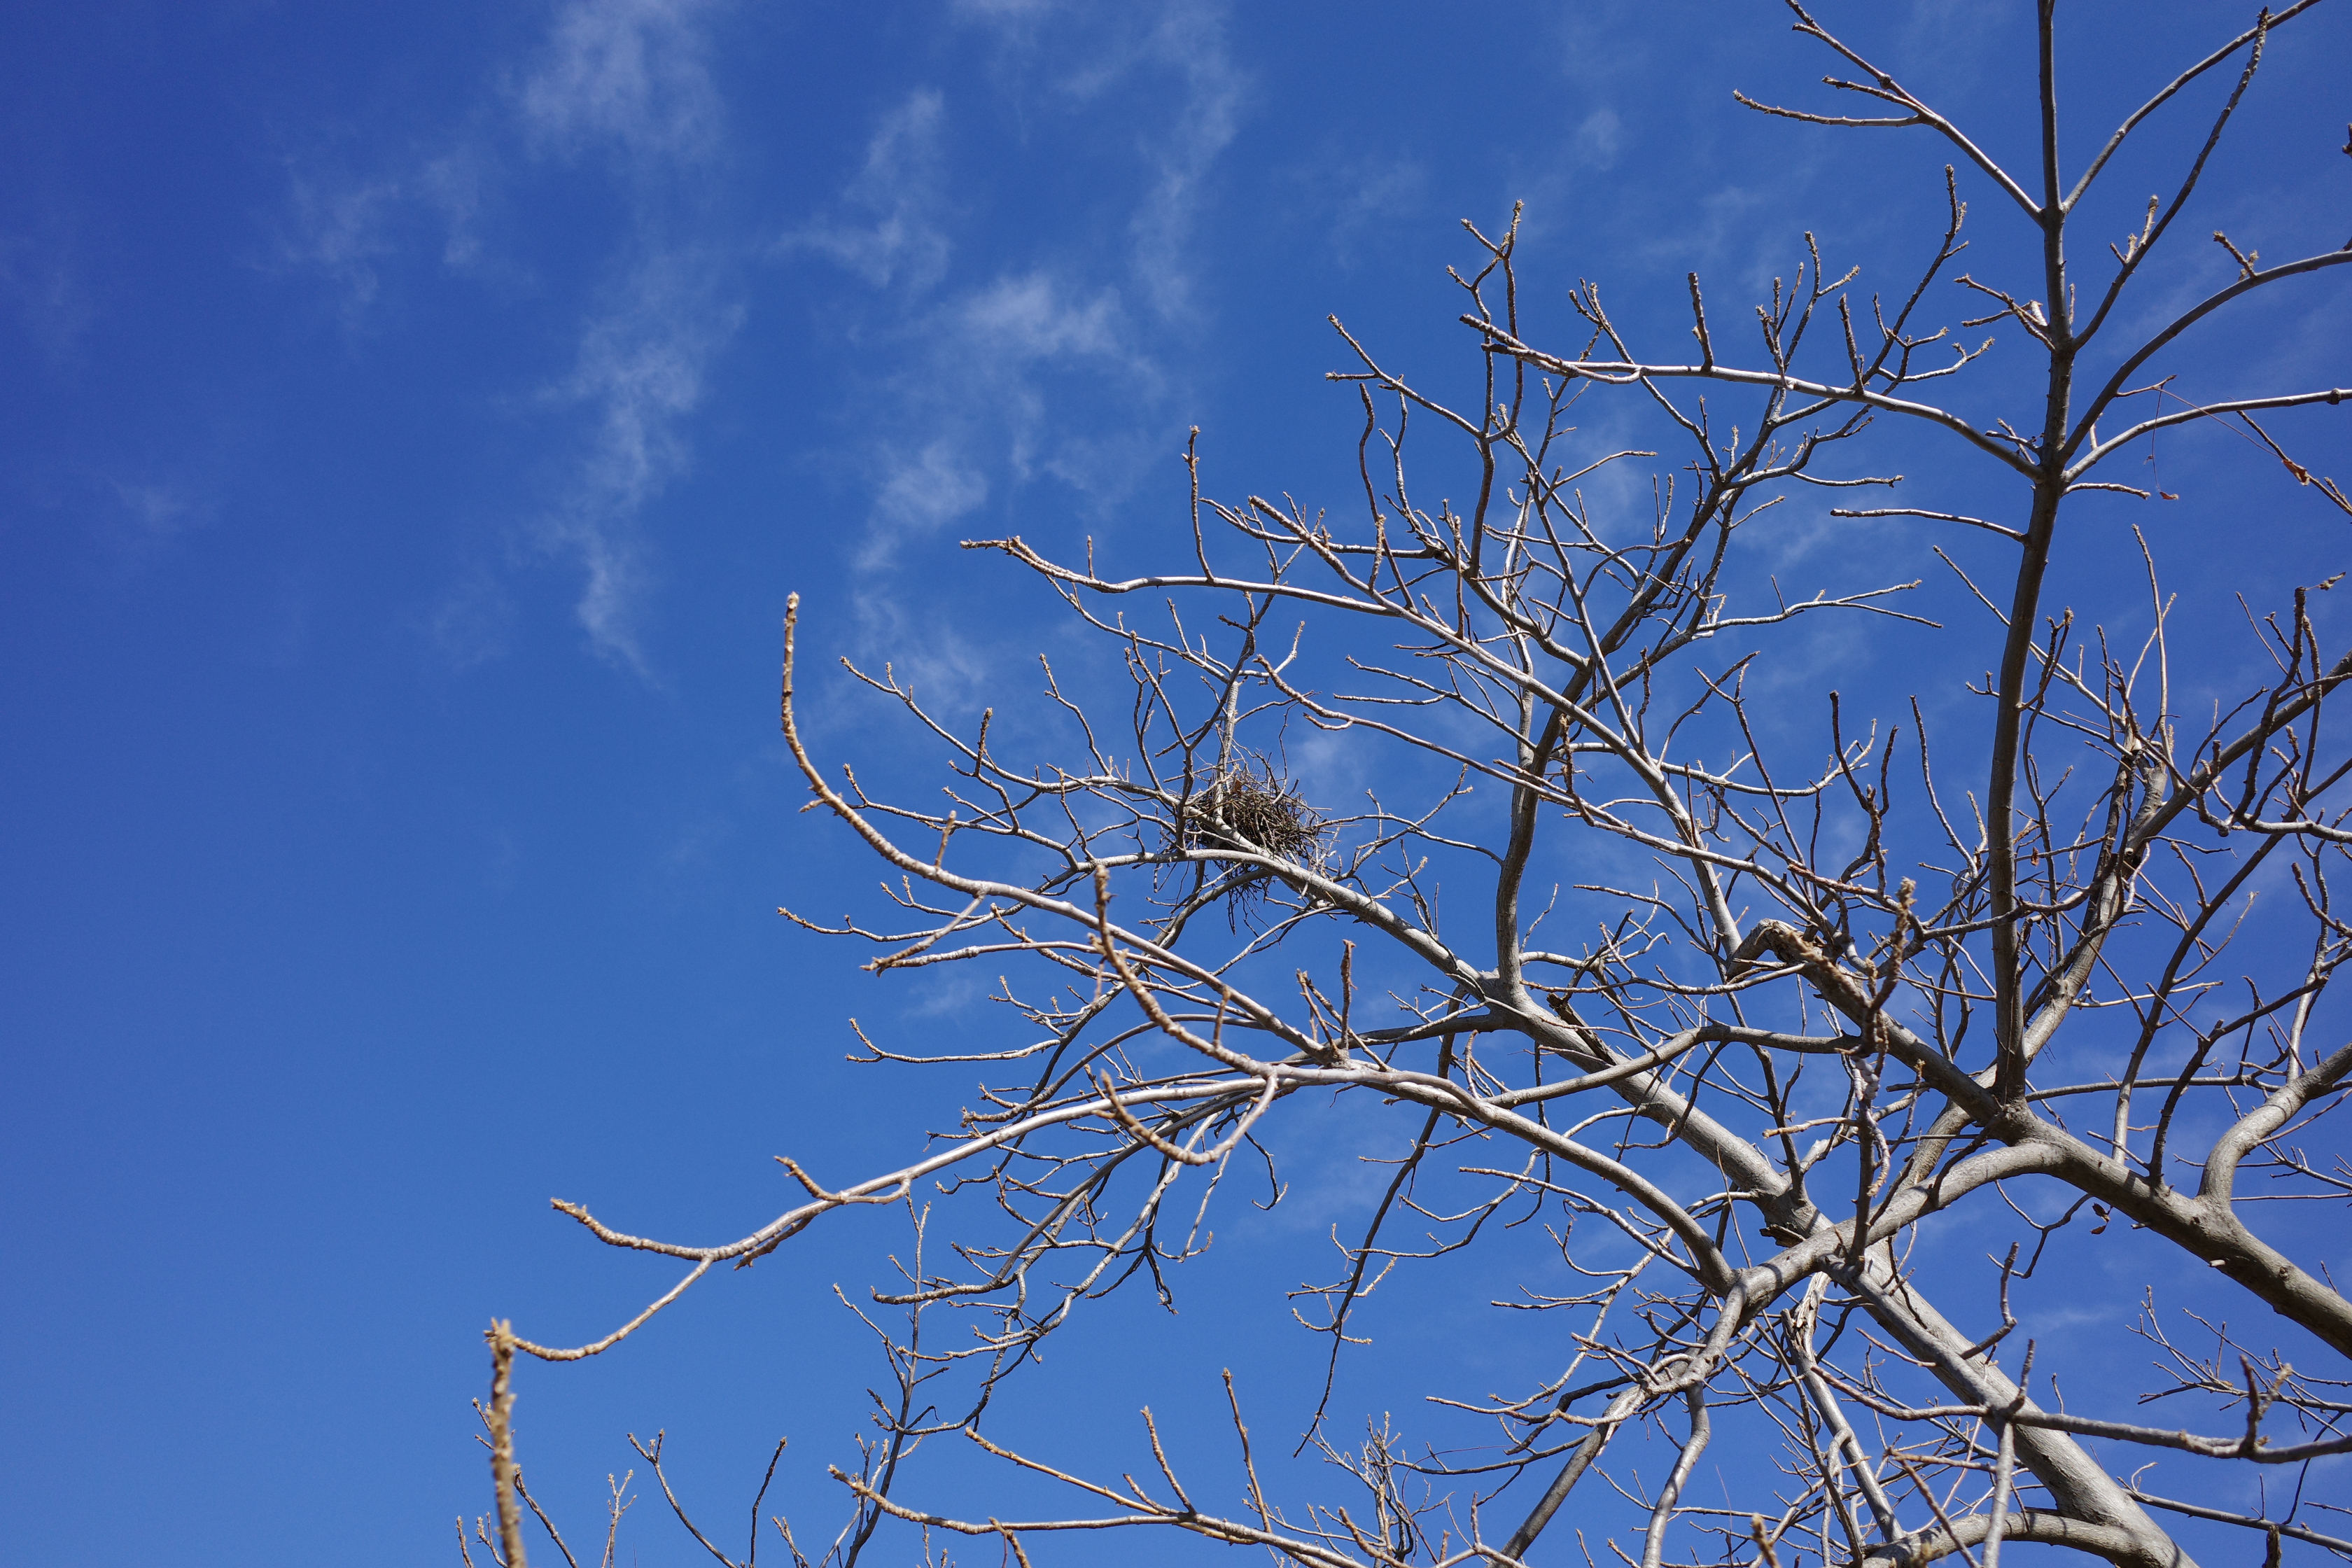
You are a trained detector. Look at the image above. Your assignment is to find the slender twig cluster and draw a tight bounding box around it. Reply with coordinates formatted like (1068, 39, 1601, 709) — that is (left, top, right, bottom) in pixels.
(472, 7, 2352, 1567)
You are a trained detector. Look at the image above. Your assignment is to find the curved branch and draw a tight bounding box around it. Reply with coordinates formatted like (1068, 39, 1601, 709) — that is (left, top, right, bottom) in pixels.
(1474, 327, 2038, 475)
(1862, 1511, 2148, 1568)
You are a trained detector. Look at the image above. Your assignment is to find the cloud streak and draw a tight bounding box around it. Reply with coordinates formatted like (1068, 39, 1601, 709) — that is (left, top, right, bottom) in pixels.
(517, 0, 727, 164)
(778, 90, 951, 292)
(0, 222, 99, 360)
(278, 0, 1249, 679)
(261, 0, 748, 676)
(272, 164, 403, 319)
(505, 0, 743, 671)
(789, 4, 1246, 566)
(1122, 2, 1247, 318)
(542, 247, 744, 669)
(760, 3, 1258, 715)
(846, 270, 1134, 573)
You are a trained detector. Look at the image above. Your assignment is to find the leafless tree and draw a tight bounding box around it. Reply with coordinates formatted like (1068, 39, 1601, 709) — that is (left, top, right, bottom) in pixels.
(468, 6, 2352, 1567)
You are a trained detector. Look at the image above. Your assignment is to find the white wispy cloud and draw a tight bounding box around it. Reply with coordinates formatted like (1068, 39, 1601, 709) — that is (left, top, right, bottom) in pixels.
(785, 73, 1152, 573)
(1300, 149, 1429, 267)
(561, 256, 736, 515)
(62, 472, 220, 566)
(946, 0, 1245, 318)
(948, 0, 1058, 19)
(789, 4, 1238, 545)
(817, 268, 1142, 722)
(855, 270, 1134, 569)
(542, 247, 744, 670)
(508, 0, 746, 674)
(422, 567, 517, 671)
(260, 0, 750, 678)
(778, 90, 951, 291)
(516, 0, 727, 164)
(1121, 3, 1247, 319)
(273, 164, 403, 318)
(957, 270, 1124, 361)
(869, 441, 990, 548)
(415, 147, 500, 273)
(1574, 107, 1623, 171)
(0, 223, 98, 360)
(267, 132, 516, 312)
(771, 7, 1242, 708)
(109, 478, 207, 542)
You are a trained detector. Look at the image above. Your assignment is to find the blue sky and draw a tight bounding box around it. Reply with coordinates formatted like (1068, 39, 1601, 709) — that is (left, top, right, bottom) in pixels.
(5, 3, 2349, 1564)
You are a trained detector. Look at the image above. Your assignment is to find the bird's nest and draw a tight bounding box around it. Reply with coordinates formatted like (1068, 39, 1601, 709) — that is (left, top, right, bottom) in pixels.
(1172, 761, 1328, 908)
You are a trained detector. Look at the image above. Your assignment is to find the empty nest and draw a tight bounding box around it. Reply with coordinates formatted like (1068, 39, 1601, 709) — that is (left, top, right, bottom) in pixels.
(1173, 762, 1327, 902)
